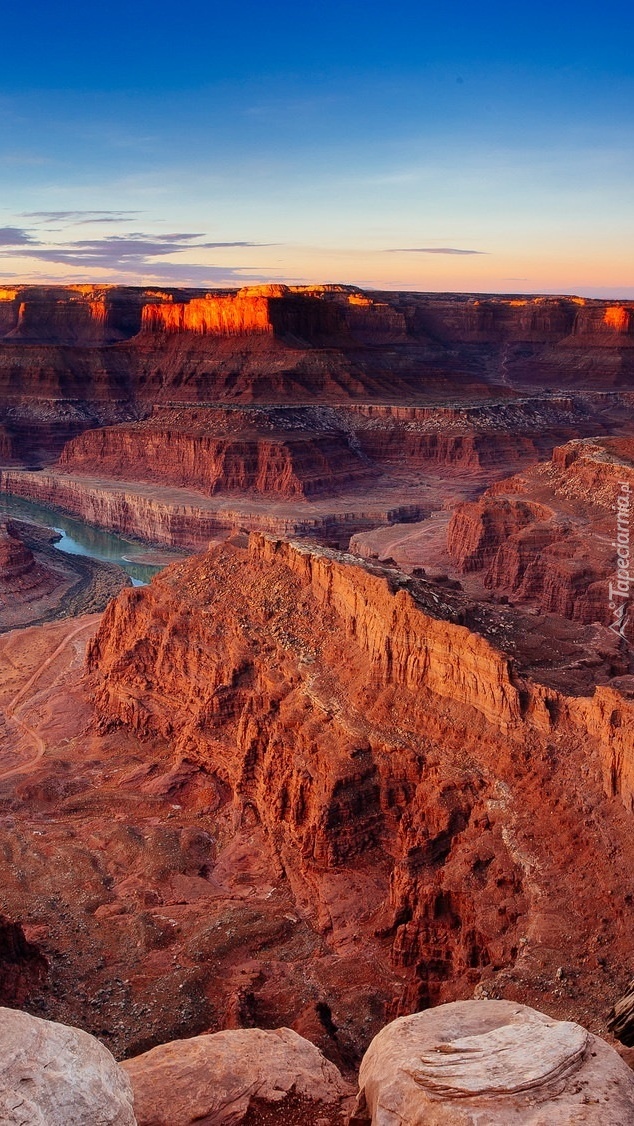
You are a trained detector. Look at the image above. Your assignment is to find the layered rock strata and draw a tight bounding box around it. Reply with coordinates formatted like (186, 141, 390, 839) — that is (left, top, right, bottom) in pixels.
(0, 521, 61, 607)
(447, 437, 634, 636)
(58, 422, 378, 499)
(86, 534, 634, 1038)
(0, 470, 425, 548)
(2, 285, 634, 469)
(350, 1001, 634, 1125)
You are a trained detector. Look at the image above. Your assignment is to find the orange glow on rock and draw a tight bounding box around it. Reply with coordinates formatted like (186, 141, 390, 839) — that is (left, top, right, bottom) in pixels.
(141, 295, 274, 335)
(604, 306, 630, 332)
(348, 294, 373, 307)
(89, 300, 107, 324)
(66, 284, 113, 296)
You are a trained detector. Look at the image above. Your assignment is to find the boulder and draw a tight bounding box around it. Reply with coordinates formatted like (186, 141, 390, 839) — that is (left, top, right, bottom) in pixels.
(349, 1000, 634, 1125)
(608, 978, 634, 1046)
(121, 1026, 352, 1125)
(0, 1006, 136, 1125)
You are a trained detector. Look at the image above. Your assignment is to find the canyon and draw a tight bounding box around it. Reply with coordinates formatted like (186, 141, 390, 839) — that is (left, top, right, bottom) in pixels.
(0, 284, 633, 1122)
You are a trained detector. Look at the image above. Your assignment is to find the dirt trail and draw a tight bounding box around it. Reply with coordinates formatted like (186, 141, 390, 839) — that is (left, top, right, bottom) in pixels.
(0, 618, 97, 780)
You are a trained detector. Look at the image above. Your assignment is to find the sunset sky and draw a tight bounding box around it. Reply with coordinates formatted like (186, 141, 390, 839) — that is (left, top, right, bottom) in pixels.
(1, 0, 632, 295)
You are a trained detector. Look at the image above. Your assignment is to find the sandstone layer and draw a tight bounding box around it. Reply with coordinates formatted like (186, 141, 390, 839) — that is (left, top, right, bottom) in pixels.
(34, 533, 627, 1059)
(0, 1005, 136, 1125)
(447, 436, 634, 639)
(122, 1026, 352, 1126)
(350, 1001, 634, 1125)
(1, 284, 634, 469)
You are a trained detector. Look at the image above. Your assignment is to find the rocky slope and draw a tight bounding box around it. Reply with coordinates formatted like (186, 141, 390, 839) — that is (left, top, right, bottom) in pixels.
(80, 534, 634, 1052)
(0, 521, 62, 609)
(447, 437, 634, 637)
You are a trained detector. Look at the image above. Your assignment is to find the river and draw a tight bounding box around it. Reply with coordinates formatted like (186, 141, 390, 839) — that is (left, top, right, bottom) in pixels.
(0, 493, 186, 585)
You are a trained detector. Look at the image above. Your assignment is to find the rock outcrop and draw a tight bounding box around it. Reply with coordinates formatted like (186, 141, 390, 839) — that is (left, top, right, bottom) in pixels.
(350, 1001, 634, 1124)
(83, 534, 634, 1042)
(0, 1006, 136, 1125)
(447, 437, 634, 637)
(58, 417, 378, 499)
(0, 521, 61, 607)
(1, 285, 634, 468)
(0, 916, 48, 1006)
(122, 1027, 352, 1125)
(608, 979, 634, 1047)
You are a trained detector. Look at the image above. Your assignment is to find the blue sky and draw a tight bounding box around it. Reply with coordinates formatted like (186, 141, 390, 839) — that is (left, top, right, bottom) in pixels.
(1, 0, 633, 295)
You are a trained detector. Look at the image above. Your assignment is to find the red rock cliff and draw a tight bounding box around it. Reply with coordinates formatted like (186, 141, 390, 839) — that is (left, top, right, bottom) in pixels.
(141, 294, 274, 336)
(87, 535, 634, 1019)
(447, 437, 634, 633)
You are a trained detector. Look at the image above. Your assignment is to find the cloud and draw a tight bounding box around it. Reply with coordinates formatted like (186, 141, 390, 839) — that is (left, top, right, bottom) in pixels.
(0, 227, 36, 246)
(1, 227, 272, 284)
(21, 210, 141, 222)
(9, 231, 265, 272)
(383, 247, 486, 255)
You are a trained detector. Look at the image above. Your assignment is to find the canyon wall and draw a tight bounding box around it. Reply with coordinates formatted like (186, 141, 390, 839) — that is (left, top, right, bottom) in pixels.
(87, 535, 634, 1019)
(447, 437, 634, 633)
(141, 294, 273, 336)
(0, 287, 632, 443)
(0, 469, 424, 546)
(57, 423, 378, 498)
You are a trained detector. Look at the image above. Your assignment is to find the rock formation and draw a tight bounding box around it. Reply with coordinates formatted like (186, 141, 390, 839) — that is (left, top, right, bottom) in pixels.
(0, 1006, 136, 1125)
(1, 280, 634, 1089)
(77, 533, 634, 1052)
(3, 392, 629, 548)
(608, 979, 634, 1047)
(447, 436, 634, 638)
(1, 285, 633, 470)
(350, 1001, 634, 1124)
(57, 413, 378, 499)
(0, 916, 48, 1007)
(121, 1026, 352, 1125)
(0, 521, 61, 609)
(141, 293, 274, 337)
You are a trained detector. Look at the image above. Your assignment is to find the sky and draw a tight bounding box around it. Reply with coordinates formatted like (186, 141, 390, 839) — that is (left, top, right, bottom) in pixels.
(0, 0, 633, 296)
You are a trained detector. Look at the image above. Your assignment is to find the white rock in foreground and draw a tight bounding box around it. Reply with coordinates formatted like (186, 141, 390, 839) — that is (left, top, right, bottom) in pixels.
(349, 1000, 634, 1125)
(122, 1025, 352, 1125)
(0, 1006, 136, 1126)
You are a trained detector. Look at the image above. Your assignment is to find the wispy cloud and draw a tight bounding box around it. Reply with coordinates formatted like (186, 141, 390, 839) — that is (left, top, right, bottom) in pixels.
(8, 231, 265, 270)
(383, 247, 486, 255)
(0, 227, 36, 246)
(21, 210, 141, 222)
(1, 225, 272, 283)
